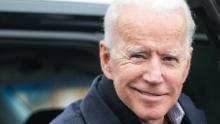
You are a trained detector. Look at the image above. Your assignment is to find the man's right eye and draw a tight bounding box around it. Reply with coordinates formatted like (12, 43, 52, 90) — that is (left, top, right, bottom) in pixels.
(128, 53, 148, 64)
(130, 54, 146, 59)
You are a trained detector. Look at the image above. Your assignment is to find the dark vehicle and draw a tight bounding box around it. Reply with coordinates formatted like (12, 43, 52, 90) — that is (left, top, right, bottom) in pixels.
(0, 0, 219, 124)
(0, 1, 106, 124)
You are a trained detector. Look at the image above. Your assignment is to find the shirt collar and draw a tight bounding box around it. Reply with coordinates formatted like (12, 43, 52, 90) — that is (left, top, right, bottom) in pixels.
(167, 102, 185, 124)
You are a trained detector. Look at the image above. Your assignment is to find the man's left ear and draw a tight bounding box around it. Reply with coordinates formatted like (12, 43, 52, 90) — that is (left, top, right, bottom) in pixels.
(188, 47, 193, 64)
(183, 47, 193, 83)
(190, 47, 193, 57)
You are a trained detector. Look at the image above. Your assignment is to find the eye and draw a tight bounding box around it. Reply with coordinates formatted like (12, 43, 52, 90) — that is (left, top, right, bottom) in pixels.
(130, 54, 146, 59)
(128, 53, 148, 64)
(162, 56, 180, 68)
(162, 56, 178, 63)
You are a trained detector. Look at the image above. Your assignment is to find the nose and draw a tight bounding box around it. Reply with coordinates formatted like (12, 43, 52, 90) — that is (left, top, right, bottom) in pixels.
(142, 58, 164, 84)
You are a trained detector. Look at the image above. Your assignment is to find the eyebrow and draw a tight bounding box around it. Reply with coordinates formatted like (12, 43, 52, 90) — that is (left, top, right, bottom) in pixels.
(127, 46, 187, 58)
(126, 45, 149, 53)
(162, 48, 187, 56)
(123, 43, 187, 57)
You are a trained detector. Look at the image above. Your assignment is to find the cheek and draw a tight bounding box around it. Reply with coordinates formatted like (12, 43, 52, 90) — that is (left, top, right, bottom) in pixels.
(165, 71, 185, 84)
(169, 75, 184, 92)
(111, 67, 134, 92)
(164, 62, 189, 85)
(111, 64, 144, 96)
(163, 69, 186, 97)
(110, 61, 139, 80)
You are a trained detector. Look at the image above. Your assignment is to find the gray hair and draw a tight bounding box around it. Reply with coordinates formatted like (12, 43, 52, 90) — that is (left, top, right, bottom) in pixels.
(103, 0, 196, 49)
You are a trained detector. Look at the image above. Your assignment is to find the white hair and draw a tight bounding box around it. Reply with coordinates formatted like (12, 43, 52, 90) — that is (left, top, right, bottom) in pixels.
(103, 0, 196, 50)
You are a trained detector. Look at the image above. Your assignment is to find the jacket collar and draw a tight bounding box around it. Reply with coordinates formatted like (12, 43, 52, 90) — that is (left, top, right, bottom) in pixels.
(178, 94, 207, 124)
(80, 75, 122, 124)
(80, 75, 206, 124)
(97, 75, 141, 124)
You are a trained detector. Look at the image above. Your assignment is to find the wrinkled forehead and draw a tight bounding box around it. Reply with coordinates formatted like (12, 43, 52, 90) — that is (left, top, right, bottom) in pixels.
(117, 5, 186, 26)
(115, 5, 187, 46)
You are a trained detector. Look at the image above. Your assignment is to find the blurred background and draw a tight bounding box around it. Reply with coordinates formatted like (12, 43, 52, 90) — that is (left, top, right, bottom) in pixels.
(0, 0, 219, 124)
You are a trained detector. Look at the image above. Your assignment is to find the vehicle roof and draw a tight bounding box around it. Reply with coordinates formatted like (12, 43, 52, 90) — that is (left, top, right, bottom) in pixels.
(0, 0, 108, 16)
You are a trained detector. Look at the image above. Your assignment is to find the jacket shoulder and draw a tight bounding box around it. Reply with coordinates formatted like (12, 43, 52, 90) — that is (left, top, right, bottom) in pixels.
(179, 93, 207, 124)
(50, 100, 86, 124)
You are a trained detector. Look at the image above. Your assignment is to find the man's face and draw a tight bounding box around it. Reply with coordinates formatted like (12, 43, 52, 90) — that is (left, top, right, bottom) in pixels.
(100, 6, 192, 122)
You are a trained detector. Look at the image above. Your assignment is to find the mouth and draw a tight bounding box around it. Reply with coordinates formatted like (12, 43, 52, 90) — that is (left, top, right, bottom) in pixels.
(130, 87, 168, 101)
(139, 90, 163, 96)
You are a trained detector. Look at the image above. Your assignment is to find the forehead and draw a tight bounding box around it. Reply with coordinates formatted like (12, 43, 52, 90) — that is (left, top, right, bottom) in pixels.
(115, 6, 187, 48)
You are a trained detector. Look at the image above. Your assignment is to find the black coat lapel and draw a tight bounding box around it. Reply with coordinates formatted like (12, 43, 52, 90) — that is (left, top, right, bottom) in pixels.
(97, 76, 141, 124)
(80, 75, 122, 124)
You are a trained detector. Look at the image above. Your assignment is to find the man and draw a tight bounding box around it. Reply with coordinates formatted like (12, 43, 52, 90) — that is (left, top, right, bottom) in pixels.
(51, 0, 207, 124)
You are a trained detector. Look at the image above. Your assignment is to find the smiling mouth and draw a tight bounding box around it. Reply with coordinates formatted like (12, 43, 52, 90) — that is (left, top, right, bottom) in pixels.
(140, 91, 162, 96)
(131, 87, 168, 97)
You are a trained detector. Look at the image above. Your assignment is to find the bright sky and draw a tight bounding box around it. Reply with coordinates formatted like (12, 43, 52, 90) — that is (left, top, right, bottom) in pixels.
(45, 0, 113, 4)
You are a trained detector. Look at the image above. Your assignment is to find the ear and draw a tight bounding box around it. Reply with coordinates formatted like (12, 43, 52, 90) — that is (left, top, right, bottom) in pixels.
(99, 41, 113, 79)
(182, 47, 193, 83)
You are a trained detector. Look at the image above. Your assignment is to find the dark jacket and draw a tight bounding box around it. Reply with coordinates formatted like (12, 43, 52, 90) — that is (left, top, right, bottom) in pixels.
(50, 75, 207, 124)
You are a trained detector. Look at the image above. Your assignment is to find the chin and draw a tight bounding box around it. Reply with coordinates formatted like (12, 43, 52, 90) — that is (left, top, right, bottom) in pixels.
(141, 113, 164, 121)
(136, 107, 168, 121)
